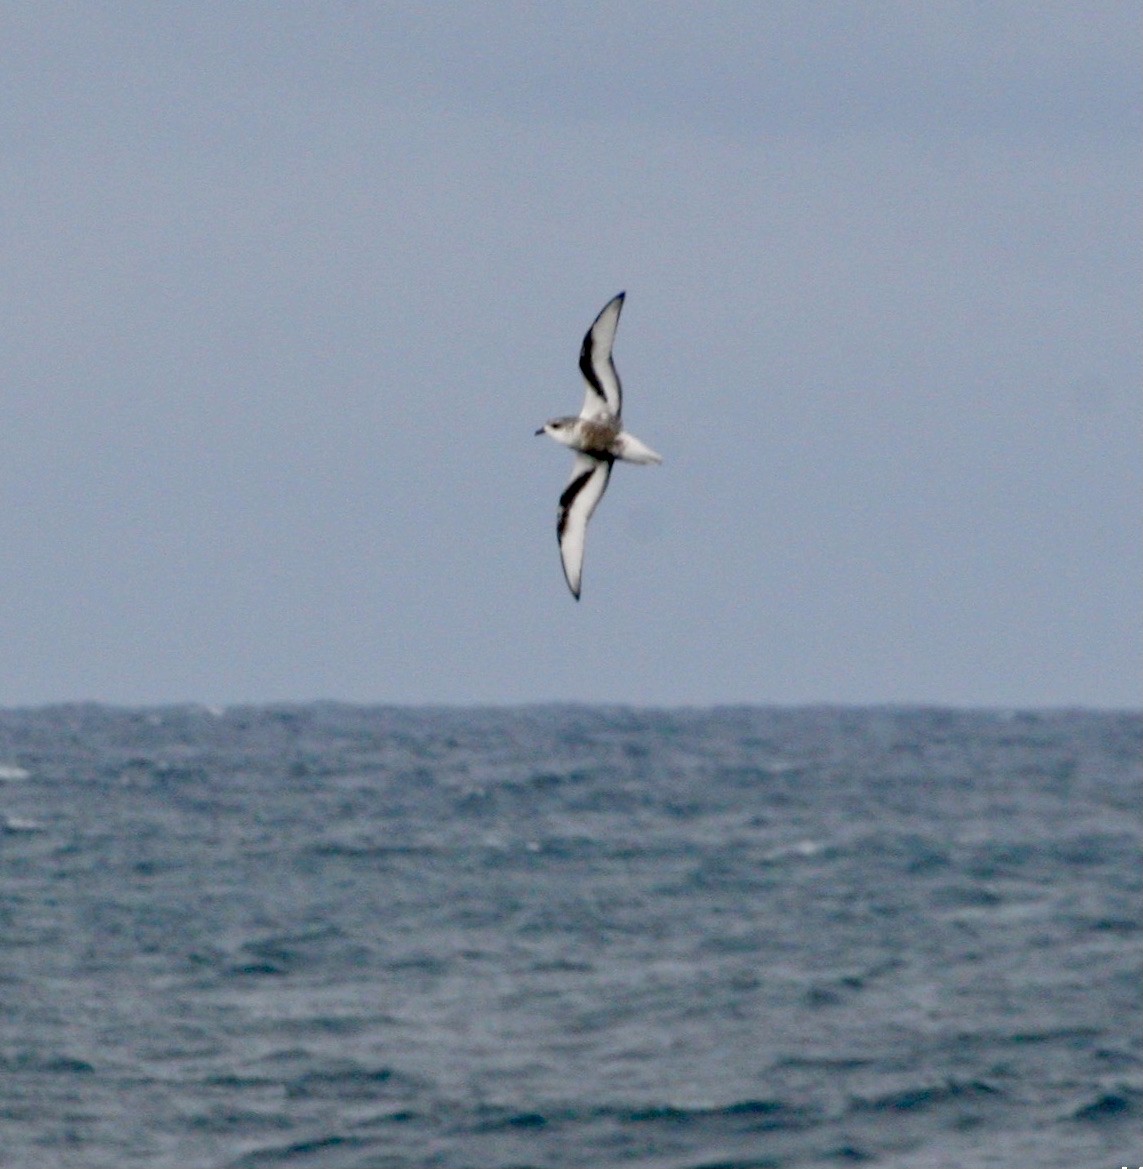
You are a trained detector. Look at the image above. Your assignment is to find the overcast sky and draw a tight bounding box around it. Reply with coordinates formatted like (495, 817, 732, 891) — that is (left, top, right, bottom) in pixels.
(1, 3, 1139, 708)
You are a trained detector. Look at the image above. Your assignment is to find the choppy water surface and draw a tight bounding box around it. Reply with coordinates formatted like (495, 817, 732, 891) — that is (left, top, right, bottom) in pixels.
(0, 705, 1138, 1167)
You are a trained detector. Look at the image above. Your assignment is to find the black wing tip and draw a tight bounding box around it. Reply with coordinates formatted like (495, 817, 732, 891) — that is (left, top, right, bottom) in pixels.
(560, 566, 581, 600)
(595, 291, 625, 319)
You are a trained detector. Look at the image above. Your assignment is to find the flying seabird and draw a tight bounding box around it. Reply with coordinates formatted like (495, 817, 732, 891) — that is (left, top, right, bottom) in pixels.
(535, 292, 662, 599)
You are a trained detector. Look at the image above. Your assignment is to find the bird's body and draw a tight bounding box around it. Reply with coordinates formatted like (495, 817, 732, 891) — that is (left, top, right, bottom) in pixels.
(535, 292, 662, 599)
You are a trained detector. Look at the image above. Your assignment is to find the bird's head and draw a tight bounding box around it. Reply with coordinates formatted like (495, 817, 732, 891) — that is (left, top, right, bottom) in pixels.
(534, 417, 579, 448)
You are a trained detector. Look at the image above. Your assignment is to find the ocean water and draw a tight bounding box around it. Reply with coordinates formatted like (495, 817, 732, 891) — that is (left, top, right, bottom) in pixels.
(0, 705, 1138, 1169)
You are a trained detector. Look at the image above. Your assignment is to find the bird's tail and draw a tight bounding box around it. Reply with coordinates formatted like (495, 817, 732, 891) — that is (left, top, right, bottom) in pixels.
(614, 432, 663, 465)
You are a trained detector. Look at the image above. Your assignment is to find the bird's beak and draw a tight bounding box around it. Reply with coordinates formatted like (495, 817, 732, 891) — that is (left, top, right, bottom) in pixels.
(534, 426, 545, 436)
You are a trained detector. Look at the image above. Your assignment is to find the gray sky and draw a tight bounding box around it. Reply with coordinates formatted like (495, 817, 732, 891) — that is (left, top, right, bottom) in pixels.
(1, 3, 1139, 708)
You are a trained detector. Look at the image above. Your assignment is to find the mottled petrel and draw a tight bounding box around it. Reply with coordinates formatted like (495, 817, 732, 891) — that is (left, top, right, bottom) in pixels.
(535, 292, 662, 599)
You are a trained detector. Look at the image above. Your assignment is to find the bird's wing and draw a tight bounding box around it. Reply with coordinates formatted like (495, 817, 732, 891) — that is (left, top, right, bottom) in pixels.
(578, 292, 625, 419)
(557, 454, 612, 600)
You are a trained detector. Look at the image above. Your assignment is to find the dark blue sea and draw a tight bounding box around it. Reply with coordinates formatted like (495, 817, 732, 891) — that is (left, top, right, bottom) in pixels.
(0, 705, 1138, 1168)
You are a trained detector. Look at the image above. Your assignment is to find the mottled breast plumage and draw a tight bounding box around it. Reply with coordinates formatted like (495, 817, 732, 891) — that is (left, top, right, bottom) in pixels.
(578, 415, 621, 455)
